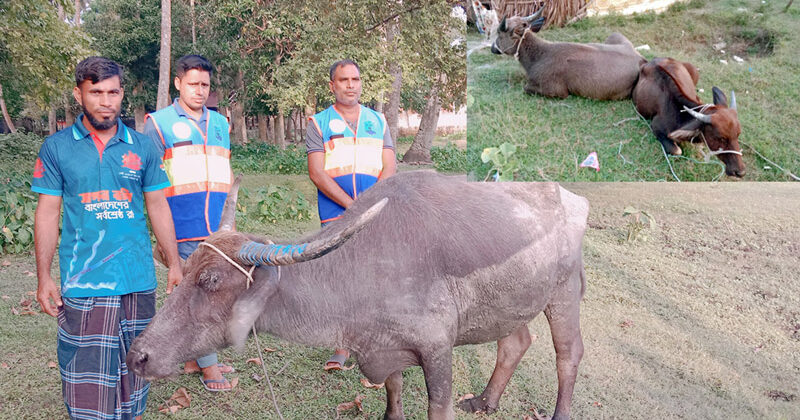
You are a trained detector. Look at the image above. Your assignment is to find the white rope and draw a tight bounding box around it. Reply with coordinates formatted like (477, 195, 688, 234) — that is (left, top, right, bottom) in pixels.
(199, 242, 256, 288)
(199, 241, 285, 419)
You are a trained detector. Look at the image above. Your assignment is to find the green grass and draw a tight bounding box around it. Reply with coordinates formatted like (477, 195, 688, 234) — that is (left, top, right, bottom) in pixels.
(467, 0, 800, 181)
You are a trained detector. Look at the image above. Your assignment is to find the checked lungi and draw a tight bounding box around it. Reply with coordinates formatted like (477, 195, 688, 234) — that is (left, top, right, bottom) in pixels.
(57, 291, 155, 420)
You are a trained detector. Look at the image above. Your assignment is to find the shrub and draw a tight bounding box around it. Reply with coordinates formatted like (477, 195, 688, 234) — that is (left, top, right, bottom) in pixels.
(231, 143, 308, 175)
(239, 185, 312, 224)
(431, 144, 468, 173)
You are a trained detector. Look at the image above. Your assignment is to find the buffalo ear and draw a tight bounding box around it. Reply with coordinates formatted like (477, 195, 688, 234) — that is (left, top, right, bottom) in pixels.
(499, 17, 506, 32)
(712, 86, 728, 107)
(197, 269, 224, 292)
(668, 119, 704, 142)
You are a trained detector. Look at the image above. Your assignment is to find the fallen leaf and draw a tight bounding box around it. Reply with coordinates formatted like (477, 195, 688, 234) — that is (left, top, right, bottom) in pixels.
(252, 374, 262, 382)
(229, 377, 239, 389)
(1, 362, 9, 369)
(526, 405, 549, 420)
(766, 390, 796, 401)
(753, 344, 764, 353)
(23, 271, 35, 277)
(19, 310, 36, 316)
(263, 347, 277, 352)
(360, 377, 384, 389)
(593, 401, 603, 407)
(10, 307, 19, 315)
(246, 358, 262, 366)
(1, 295, 9, 300)
(26, 291, 35, 296)
(19, 298, 32, 307)
(619, 319, 634, 329)
(165, 387, 191, 408)
(335, 395, 365, 414)
(2, 260, 10, 267)
(340, 363, 356, 371)
(456, 393, 474, 403)
(47, 361, 57, 368)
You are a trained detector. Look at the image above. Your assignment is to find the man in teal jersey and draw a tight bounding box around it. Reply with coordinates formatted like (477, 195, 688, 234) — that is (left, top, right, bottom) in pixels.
(33, 56, 183, 419)
(143, 54, 236, 391)
(306, 59, 396, 370)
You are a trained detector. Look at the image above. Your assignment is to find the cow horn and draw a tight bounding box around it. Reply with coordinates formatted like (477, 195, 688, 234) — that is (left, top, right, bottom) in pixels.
(729, 90, 737, 110)
(523, 7, 544, 22)
(683, 106, 712, 124)
(219, 174, 243, 231)
(237, 197, 388, 266)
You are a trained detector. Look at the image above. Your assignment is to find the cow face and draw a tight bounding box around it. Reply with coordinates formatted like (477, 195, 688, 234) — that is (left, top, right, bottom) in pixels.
(669, 87, 745, 177)
(491, 17, 532, 55)
(127, 232, 277, 380)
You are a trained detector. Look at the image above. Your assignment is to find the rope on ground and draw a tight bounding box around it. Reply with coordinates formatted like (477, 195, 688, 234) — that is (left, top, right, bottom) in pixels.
(251, 325, 285, 420)
(740, 140, 800, 181)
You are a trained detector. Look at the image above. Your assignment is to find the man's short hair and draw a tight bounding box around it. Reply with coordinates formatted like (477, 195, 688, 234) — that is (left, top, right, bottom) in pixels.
(329, 59, 361, 81)
(176, 54, 214, 78)
(75, 57, 124, 86)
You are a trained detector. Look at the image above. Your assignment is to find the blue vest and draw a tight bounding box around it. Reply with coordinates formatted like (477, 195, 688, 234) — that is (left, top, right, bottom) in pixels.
(310, 105, 386, 223)
(145, 106, 231, 241)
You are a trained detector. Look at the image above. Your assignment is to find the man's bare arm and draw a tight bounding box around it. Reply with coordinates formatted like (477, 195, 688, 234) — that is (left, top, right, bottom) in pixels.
(378, 148, 397, 181)
(307, 152, 355, 209)
(34, 194, 63, 317)
(144, 190, 183, 294)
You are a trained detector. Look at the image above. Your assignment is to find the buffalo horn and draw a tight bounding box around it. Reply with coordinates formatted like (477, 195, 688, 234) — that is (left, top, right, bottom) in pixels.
(683, 106, 712, 124)
(237, 197, 388, 266)
(219, 174, 243, 231)
(730, 90, 737, 110)
(523, 7, 544, 22)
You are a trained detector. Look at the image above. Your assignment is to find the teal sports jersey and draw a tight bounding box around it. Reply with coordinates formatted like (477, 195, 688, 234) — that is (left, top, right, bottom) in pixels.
(31, 115, 170, 298)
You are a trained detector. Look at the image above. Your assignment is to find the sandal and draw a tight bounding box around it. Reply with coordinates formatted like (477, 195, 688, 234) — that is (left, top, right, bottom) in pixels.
(200, 376, 232, 392)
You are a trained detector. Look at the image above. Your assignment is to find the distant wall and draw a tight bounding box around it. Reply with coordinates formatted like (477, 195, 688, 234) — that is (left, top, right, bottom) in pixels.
(397, 106, 466, 137)
(587, 0, 684, 16)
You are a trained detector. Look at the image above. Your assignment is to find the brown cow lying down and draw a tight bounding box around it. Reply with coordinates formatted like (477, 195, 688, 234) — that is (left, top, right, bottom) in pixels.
(128, 172, 589, 420)
(632, 57, 745, 177)
(491, 11, 646, 100)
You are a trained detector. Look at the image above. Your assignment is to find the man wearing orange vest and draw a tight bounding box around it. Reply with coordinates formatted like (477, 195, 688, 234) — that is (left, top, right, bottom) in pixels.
(306, 59, 397, 370)
(143, 55, 236, 391)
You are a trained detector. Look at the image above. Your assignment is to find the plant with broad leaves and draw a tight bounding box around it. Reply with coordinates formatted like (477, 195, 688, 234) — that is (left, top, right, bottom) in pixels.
(0, 179, 37, 254)
(622, 206, 657, 242)
(243, 185, 311, 224)
(481, 142, 519, 181)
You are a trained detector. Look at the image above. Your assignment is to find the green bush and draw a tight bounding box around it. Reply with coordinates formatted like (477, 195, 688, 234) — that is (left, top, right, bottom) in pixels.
(0, 132, 43, 178)
(238, 185, 312, 224)
(431, 144, 468, 173)
(231, 143, 308, 174)
(0, 132, 43, 254)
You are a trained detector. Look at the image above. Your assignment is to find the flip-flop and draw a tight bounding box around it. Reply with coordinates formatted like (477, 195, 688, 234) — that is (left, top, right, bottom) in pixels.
(200, 376, 232, 392)
(185, 363, 235, 374)
(324, 353, 348, 371)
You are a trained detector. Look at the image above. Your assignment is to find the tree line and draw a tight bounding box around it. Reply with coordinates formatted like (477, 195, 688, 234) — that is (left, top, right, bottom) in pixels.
(0, 0, 465, 162)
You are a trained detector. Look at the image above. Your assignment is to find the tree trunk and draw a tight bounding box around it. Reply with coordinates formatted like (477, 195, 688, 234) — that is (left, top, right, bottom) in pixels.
(231, 70, 247, 144)
(403, 79, 441, 164)
(275, 108, 285, 150)
(48, 107, 57, 135)
(268, 115, 276, 144)
(64, 94, 74, 126)
(74, 0, 82, 25)
(156, 0, 172, 110)
(386, 16, 402, 144)
(257, 114, 267, 142)
(190, 0, 196, 48)
(132, 81, 146, 131)
(0, 83, 17, 133)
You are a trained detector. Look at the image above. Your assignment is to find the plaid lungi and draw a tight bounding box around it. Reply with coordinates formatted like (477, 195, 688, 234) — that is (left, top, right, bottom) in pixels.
(57, 290, 156, 420)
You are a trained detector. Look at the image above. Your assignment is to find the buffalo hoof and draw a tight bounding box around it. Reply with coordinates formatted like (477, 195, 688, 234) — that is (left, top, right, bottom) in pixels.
(456, 395, 498, 414)
(383, 413, 405, 420)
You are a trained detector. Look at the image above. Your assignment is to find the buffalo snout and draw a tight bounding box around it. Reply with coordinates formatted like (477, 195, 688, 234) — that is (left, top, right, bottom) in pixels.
(722, 155, 746, 178)
(491, 43, 501, 54)
(126, 348, 149, 377)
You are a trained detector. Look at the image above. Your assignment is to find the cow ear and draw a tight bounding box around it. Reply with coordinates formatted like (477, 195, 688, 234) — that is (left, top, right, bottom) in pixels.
(712, 86, 728, 107)
(197, 269, 223, 292)
(668, 119, 704, 142)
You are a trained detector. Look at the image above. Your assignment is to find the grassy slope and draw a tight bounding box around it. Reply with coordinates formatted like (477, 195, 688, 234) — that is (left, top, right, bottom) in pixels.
(467, 0, 800, 181)
(2, 179, 798, 419)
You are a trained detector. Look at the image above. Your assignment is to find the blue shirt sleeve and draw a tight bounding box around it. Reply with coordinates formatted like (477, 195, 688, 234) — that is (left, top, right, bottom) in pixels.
(140, 135, 170, 192)
(142, 118, 166, 156)
(31, 138, 63, 196)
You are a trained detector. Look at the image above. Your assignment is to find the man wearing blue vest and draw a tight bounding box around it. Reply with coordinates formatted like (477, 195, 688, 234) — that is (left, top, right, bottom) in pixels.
(306, 59, 397, 370)
(33, 56, 183, 419)
(143, 54, 235, 392)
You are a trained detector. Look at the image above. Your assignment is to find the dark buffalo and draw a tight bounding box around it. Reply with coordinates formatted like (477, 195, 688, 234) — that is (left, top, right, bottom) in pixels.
(128, 172, 589, 420)
(633, 57, 745, 177)
(491, 10, 646, 100)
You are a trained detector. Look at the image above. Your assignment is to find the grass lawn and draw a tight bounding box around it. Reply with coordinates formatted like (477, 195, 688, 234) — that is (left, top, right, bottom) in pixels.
(2, 178, 798, 419)
(467, 0, 800, 181)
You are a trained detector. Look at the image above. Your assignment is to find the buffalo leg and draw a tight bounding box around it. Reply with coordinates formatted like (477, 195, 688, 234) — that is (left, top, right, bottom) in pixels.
(457, 324, 531, 414)
(652, 116, 682, 155)
(544, 282, 584, 420)
(525, 79, 569, 99)
(421, 350, 455, 420)
(383, 370, 405, 420)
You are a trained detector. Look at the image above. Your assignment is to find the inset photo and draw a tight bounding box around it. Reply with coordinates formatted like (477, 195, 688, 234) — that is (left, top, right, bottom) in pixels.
(467, 0, 800, 181)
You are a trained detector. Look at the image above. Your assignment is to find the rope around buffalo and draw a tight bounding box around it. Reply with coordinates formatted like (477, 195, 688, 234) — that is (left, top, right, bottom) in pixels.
(198, 242, 285, 420)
